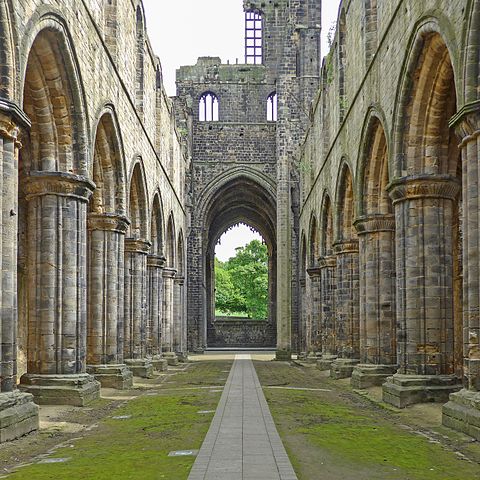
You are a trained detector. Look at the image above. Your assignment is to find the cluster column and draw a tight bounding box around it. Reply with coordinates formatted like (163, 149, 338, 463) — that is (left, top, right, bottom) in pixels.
(173, 276, 187, 360)
(0, 103, 38, 441)
(330, 241, 360, 379)
(147, 254, 168, 372)
(162, 267, 179, 365)
(351, 215, 397, 388)
(306, 267, 322, 358)
(317, 256, 337, 370)
(383, 175, 463, 407)
(86, 214, 133, 389)
(124, 238, 153, 377)
(19, 171, 101, 406)
(443, 104, 480, 440)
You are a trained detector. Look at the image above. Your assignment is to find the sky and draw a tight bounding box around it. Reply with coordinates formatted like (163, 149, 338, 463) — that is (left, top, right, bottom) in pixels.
(142, 0, 341, 258)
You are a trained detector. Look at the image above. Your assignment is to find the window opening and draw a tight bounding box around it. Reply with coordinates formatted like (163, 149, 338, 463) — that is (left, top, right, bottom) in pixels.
(267, 92, 277, 121)
(245, 11, 263, 65)
(199, 92, 219, 122)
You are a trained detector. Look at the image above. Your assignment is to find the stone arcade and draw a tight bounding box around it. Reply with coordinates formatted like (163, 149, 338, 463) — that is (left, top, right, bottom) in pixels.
(0, 0, 479, 448)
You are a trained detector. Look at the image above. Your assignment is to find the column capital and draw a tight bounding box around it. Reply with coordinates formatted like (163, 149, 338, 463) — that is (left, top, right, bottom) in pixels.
(449, 100, 480, 147)
(162, 267, 177, 279)
(354, 214, 395, 235)
(387, 174, 460, 204)
(24, 171, 95, 202)
(88, 213, 130, 234)
(125, 238, 151, 254)
(307, 266, 322, 278)
(147, 254, 167, 268)
(0, 98, 31, 144)
(174, 276, 185, 286)
(318, 255, 336, 269)
(333, 240, 359, 255)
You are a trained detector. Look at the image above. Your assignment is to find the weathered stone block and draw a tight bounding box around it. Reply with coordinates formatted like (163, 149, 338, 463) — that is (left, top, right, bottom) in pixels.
(151, 356, 169, 372)
(382, 374, 462, 408)
(442, 389, 480, 440)
(351, 364, 397, 389)
(317, 355, 337, 371)
(330, 358, 360, 380)
(87, 364, 133, 390)
(162, 352, 179, 366)
(125, 359, 154, 378)
(19, 374, 100, 407)
(0, 391, 39, 443)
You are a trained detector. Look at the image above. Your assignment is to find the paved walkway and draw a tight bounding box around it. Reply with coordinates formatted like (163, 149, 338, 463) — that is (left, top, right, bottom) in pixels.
(188, 354, 298, 480)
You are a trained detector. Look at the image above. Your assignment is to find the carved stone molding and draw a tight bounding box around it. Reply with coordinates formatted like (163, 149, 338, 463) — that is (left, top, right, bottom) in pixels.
(147, 255, 167, 269)
(354, 214, 395, 235)
(24, 171, 95, 202)
(174, 276, 185, 286)
(0, 99, 31, 145)
(449, 100, 480, 147)
(162, 267, 177, 279)
(88, 213, 130, 234)
(333, 240, 359, 255)
(307, 266, 322, 278)
(125, 238, 151, 254)
(318, 255, 336, 269)
(387, 175, 460, 204)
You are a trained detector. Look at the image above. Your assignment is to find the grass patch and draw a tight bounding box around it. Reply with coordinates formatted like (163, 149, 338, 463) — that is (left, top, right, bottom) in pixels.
(8, 361, 232, 480)
(255, 361, 480, 480)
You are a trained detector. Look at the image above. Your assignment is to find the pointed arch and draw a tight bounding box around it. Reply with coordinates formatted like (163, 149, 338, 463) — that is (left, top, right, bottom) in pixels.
(165, 214, 176, 268)
(150, 192, 164, 256)
(90, 108, 126, 215)
(335, 161, 355, 242)
(0, 1, 15, 99)
(308, 213, 319, 267)
(20, 13, 89, 175)
(320, 191, 334, 257)
(127, 159, 148, 239)
(177, 230, 185, 277)
(300, 232, 307, 278)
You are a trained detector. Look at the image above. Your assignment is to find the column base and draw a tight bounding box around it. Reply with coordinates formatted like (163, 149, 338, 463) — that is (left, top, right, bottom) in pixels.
(275, 349, 292, 361)
(151, 356, 168, 372)
(162, 352, 179, 366)
(317, 354, 337, 371)
(330, 358, 360, 380)
(382, 374, 462, 408)
(176, 352, 189, 363)
(86, 364, 133, 390)
(0, 391, 39, 443)
(351, 364, 397, 389)
(125, 359, 154, 378)
(19, 374, 100, 407)
(304, 353, 321, 364)
(443, 389, 480, 440)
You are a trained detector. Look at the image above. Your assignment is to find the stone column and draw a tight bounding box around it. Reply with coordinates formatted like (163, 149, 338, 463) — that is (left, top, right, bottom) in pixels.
(124, 238, 153, 378)
(162, 267, 179, 366)
(299, 277, 308, 357)
(86, 214, 133, 389)
(330, 241, 360, 379)
(19, 171, 101, 406)
(351, 215, 397, 388)
(173, 276, 186, 360)
(0, 102, 38, 441)
(443, 104, 480, 440)
(307, 267, 322, 356)
(383, 175, 463, 408)
(317, 255, 337, 370)
(147, 254, 168, 372)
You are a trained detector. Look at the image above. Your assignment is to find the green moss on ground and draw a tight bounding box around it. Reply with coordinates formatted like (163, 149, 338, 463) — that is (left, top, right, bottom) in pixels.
(256, 362, 480, 480)
(8, 361, 232, 480)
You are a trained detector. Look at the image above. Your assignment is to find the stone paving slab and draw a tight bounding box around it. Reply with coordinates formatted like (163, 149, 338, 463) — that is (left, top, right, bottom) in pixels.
(188, 354, 298, 480)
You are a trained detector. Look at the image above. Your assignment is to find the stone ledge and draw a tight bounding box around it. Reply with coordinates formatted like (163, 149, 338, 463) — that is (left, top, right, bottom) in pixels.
(87, 364, 133, 389)
(125, 359, 154, 378)
(330, 358, 360, 379)
(162, 352, 179, 366)
(19, 374, 100, 407)
(151, 356, 169, 372)
(443, 389, 480, 441)
(382, 374, 462, 408)
(351, 364, 397, 389)
(317, 354, 337, 371)
(0, 391, 39, 443)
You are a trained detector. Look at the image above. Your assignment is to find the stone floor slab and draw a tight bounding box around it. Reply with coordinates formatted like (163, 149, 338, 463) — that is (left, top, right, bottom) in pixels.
(188, 355, 298, 480)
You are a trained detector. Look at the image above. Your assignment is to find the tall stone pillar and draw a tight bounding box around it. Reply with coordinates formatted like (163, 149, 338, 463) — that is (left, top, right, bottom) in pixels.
(443, 104, 480, 440)
(299, 277, 308, 354)
(0, 102, 38, 441)
(162, 267, 179, 365)
(147, 254, 168, 372)
(317, 255, 337, 370)
(307, 267, 322, 354)
(330, 241, 360, 379)
(19, 171, 101, 406)
(86, 214, 133, 389)
(383, 175, 463, 407)
(173, 276, 186, 359)
(124, 238, 153, 378)
(352, 215, 397, 388)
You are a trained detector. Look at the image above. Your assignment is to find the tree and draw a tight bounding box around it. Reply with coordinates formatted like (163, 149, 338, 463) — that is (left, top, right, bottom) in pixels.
(215, 240, 269, 319)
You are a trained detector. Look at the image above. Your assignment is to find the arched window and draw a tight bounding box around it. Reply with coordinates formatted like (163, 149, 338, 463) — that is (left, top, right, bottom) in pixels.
(267, 92, 277, 121)
(199, 92, 219, 122)
(245, 10, 263, 65)
(135, 6, 145, 116)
